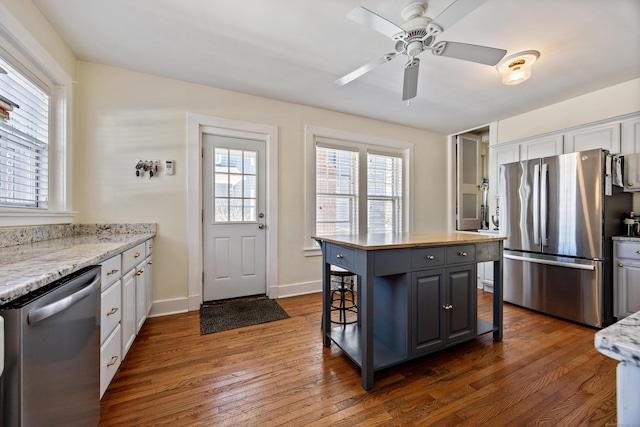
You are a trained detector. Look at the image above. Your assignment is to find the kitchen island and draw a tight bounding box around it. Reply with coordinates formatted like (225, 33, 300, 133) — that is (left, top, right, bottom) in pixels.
(313, 231, 505, 390)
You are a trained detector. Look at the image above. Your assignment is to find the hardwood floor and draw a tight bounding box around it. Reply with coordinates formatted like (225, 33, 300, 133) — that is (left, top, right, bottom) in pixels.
(99, 291, 618, 426)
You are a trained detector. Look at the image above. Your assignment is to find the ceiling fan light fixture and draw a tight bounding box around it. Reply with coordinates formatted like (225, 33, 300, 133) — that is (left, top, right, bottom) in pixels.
(496, 50, 540, 85)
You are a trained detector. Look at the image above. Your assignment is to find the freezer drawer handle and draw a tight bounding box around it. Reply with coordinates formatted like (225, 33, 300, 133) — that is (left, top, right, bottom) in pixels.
(27, 274, 100, 325)
(504, 254, 596, 271)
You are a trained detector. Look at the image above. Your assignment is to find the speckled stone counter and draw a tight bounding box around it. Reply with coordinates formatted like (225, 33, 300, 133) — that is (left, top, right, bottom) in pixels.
(595, 311, 640, 424)
(0, 224, 155, 305)
(612, 235, 640, 242)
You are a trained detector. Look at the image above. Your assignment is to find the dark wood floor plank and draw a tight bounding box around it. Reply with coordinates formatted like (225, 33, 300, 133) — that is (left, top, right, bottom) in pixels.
(99, 291, 618, 426)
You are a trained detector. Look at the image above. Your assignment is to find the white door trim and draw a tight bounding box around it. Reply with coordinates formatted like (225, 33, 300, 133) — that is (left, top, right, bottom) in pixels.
(187, 113, 278, 311)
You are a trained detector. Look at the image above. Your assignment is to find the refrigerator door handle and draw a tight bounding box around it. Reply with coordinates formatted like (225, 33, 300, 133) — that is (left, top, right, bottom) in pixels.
(504, 253, 596, 271)
(533, 163, 540, 245)
(541, 163, 548, 246)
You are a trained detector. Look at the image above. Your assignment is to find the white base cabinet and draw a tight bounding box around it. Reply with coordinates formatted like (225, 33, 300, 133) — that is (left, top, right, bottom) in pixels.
(99, 237, 154, 398)
(614, 240, 640, 319)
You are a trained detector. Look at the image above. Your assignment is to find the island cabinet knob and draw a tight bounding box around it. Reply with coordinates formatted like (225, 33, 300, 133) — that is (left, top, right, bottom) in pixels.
(426, 255, 435, 260)
(637, 250, 640, 254)
(618, 263, 624, 267)
(442, 304, 453, 310)
(458, 252, 467, 257)
(336, 254, 344, 259)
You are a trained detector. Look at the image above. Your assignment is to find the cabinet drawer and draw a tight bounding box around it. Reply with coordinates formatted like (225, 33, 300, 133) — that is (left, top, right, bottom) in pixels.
(327, 243, 355, 271)
(100, 280, 122, 344)
(100, 324, 122, 398)
(100, 254, 122, 290)
(446, 245, 476, 264)
(616, 241, 640, 260)
(123, 242, 146, 272)
(412, 247, 445, 270)
(146, 238, 154, 256)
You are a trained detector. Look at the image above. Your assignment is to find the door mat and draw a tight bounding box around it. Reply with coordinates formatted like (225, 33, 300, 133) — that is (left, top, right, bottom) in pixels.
(200, 295, 290, 335)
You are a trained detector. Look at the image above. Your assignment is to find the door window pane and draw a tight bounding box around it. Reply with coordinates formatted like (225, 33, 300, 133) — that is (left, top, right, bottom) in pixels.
(214, 147, 258, 223)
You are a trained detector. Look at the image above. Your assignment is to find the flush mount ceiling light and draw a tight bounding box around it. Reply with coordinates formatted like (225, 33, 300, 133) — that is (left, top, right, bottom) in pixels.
(496, 50, 540, 85)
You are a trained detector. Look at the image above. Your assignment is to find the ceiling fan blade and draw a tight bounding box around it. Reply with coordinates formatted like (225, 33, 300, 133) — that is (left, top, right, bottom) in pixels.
(432, 0, 488, 32)
(433, 41, 507, 66)
(402, 58, 420, 101)
(336, 53, 397, 86)
(346, 7, 405, 40)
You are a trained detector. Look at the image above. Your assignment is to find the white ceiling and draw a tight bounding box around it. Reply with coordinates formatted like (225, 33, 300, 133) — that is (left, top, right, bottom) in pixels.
(32, 0, 640, 135)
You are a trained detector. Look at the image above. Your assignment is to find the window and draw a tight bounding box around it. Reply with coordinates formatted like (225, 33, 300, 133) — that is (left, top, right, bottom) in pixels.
(213, 147, 257, 222)
(305, 125, 413, 255)
(0, 56, 50, 208)
(0, 26, 73, 226)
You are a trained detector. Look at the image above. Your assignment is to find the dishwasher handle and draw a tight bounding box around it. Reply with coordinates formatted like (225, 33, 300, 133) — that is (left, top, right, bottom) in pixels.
(27, 274, 100, 325)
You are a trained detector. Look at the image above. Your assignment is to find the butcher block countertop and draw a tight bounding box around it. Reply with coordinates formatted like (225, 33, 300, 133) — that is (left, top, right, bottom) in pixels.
(312, 231, 506, 250)
(0, 224, 155, 305)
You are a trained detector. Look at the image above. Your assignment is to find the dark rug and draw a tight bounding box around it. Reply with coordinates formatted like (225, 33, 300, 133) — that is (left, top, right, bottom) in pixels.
(200, 295, 290, 335)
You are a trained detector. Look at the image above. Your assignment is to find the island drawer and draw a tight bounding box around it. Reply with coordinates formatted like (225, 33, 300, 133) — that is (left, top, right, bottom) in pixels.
(123, 242, 146, 272)
(616, 241, 640, 260)
(375, 248, 411, 276)
(412, 247, 445, 269)
(446, 245, 476, 264)
(327, 243, 355, 271)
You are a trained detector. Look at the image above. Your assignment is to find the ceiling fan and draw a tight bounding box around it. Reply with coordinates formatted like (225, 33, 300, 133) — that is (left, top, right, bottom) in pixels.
(335, 0, 508, 101)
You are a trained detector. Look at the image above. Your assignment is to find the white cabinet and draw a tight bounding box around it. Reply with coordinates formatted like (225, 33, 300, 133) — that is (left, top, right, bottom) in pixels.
(621, 115, 640, 155)
(623, 153, 640, 191)
(99, 237, 155, 397)
(564, 122, 621, 154)
(520, 134, 564, 160)
(121, 268, 136, 357)
(490, 143, 520, 198)
(614, 240, 640, 319)
(477, 262, 494, 292)
(99, 254, 122, 398)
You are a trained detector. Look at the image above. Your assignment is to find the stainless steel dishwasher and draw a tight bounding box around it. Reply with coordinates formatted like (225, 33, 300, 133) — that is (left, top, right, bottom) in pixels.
(0, 265, 101, 427)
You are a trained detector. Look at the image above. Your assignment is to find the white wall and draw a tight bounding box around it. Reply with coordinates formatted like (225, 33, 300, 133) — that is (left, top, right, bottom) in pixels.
(497, 78, 640, 144)
(75, 62, 447, 311)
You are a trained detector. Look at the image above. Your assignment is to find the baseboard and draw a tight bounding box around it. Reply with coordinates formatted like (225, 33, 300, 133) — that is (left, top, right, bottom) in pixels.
(270, 279, 322, 298)
(148, 297, 189, 317)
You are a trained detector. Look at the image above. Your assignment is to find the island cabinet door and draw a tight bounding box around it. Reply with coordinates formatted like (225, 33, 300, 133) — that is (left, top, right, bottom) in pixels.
(444, 265, 477, 345)
(413, 269, 446, 356)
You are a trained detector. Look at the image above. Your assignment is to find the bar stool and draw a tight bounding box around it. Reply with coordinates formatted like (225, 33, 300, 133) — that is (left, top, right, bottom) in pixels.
(330, 266, 357, 325)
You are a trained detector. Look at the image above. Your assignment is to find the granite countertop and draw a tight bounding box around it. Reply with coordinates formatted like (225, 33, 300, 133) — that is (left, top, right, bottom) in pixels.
(595, 312, 640, 366)
(612, 236, 640, 242)
(311, 231, 505, 250)
(0, 226, 155, 305)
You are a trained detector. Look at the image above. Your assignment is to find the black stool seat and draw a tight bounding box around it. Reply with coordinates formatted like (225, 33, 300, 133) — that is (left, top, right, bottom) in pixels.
(330, 268, 357, 325)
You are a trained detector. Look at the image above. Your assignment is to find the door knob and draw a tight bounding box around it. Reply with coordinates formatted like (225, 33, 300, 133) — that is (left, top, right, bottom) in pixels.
(258, 223, 264, 229)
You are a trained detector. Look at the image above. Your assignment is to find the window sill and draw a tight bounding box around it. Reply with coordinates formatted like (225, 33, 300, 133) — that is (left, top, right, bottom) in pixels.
(0, 209, 77, 227)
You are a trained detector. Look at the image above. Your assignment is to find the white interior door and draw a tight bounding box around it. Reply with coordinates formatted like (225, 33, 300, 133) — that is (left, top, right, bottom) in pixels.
(457, 133, 481, 230)
(203, 134, 266, 301)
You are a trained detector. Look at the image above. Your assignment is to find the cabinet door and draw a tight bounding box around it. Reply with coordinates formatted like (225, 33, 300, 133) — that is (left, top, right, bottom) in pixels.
(490, 143, 520, 198)
(145, 255, 153, 316)
(623, 153, 640, 191)
(445, 265, 477, 344)
(135, 261, 147, 333)
(621, 115, 640, 154)
(414, 269, 445, 355)
(564, 122, 621, 154)
(616, 260, 640, 318)
(121, 269, 136, 358)
(520, 135, 563, 160)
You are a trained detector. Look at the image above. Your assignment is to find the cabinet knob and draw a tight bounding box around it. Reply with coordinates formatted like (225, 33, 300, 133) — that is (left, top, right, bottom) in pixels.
(637, 250, 640, 254)
(106, 307, 119, 316)
(442, 304, 453, 310)
(134, 252, 141, 258)
(458, 252, 467, 257)
(426, 255, 435, 260)
(618, 263, 624, 267)
(629, 183, 634, 187)
(336, 254, 344, 259)
(107, 355, 119, 367)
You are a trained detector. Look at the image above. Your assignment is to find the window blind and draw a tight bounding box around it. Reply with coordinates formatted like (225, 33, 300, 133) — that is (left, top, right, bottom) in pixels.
(0, 56, 50, 208)
(367, 153, 402, 233)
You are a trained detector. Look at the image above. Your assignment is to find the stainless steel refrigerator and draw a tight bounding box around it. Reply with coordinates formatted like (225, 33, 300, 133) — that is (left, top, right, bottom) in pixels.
(499, 148, 631, 327)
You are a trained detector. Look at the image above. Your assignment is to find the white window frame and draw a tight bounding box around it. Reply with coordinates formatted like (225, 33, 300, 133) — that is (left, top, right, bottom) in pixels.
(304, 125, 414, 256)
(0, 7, 74, 226)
